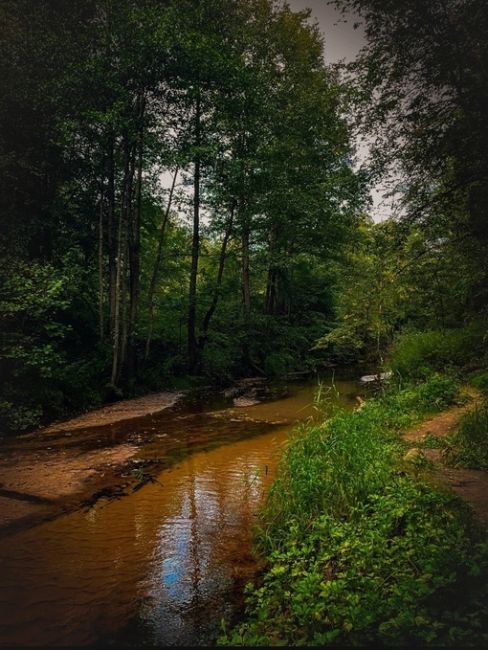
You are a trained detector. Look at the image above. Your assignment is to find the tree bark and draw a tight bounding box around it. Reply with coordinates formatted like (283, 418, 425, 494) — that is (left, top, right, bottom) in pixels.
(199, 205, 235, 351)
(98, 187, 104, 341)
(241, 221, 251, 319)
(145, 165, 179, 359)
(127, 92, 146, 379)
(188, 89, 201, 373)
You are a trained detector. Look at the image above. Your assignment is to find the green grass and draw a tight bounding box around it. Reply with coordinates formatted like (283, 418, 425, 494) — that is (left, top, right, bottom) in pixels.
(469, 370, 488, 395)
(447, 400, 488, 471)
(219, 374, 488, 647)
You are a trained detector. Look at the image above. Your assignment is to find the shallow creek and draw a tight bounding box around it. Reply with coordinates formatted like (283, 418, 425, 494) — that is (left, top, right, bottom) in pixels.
(0, 377, 358, 646)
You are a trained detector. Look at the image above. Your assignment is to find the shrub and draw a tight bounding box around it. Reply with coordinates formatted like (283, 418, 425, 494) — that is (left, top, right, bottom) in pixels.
(222, 484, 488, 647)
(390, 325, 486, 380)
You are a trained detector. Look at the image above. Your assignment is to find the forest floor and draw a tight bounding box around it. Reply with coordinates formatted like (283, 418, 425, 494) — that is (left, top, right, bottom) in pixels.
(403, 388, 488, 525)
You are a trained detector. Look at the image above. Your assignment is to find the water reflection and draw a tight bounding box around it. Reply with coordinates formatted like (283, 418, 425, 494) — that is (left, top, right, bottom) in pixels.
(0, 380, 357, 646)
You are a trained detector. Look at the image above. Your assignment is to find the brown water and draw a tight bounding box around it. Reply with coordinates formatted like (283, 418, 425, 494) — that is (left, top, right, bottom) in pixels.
(0, 379, 358, 646)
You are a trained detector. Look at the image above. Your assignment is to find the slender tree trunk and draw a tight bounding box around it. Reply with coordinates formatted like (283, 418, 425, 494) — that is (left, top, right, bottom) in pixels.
(107, 135, 117, 335)
(200, 205, 235, 350)
(120, 138, 137, 382)
(264, 225, 279, 315)
(127, 93, 146, 380)
(111, 193, 125, 385)
(264, 267, 278, 316)
(241, 221, 251, 319)
(145, 165, 179, 359)
(111, 133, 134, 385)
(98, 187, 105, 341)
(188, 89, 201, 372)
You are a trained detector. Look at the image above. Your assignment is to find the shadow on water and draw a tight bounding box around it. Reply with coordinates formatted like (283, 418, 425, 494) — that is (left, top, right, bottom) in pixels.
(0, 376, 360, 646)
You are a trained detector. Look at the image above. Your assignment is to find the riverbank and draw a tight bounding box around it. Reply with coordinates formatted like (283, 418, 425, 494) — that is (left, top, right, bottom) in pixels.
(221, 374, 488, 646)
(0, 391, 182, 536)
(0, 378, 358, 646)
(0, 378, 358, 538)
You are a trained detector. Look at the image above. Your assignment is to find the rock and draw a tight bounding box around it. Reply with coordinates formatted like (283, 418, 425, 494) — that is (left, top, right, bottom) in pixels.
(355, 395, 366, 409)
(359, 371, 393, 384)
(233, 396, 261, 407)
(403, 447, 425, 462)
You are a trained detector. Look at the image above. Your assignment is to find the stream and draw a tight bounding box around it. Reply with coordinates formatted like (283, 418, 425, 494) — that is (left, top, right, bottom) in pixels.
(0, 376, 358, 646)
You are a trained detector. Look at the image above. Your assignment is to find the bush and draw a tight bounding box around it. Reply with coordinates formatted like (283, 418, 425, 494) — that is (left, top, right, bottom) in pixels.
(398, 373, 460, 411)
(222, 484, 488, 647)
(390, 325, 487, 380)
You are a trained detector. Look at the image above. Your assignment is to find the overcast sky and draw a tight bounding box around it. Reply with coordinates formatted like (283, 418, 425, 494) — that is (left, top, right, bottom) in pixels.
(287, 0, 365, 64)
(166, 1, 390, 222)
(287, 0, 393, 221)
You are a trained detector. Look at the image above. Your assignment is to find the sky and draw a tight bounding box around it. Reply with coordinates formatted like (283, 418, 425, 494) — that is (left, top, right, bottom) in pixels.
(287, 0, 392, 221)
(164, 1, 391, 222)
(287, 0, 365, 65)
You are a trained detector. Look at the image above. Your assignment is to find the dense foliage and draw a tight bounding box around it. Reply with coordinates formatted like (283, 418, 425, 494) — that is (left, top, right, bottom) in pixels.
(220, 376, 488, 646)
(316, 0, 488, 366)
(0, 0, 364, 431)
(1, 1, 487, 645)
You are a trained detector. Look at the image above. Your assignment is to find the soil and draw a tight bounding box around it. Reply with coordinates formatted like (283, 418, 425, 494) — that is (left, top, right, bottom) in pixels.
(0, 391, 182, 536)
(37, 391, 181, 434)
(403, 389, 488, 525)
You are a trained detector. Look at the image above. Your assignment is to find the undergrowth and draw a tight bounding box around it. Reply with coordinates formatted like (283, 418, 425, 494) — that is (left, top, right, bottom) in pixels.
(390, 325, 486, 380)
(219, 374, 488, 647)
(447, 400, 488, 471)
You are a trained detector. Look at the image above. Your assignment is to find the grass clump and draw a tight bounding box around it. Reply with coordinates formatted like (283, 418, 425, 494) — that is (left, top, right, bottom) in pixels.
(470, 370, 488, 395)
(220, 375, 488, 647)
(447, 401, 488, 471)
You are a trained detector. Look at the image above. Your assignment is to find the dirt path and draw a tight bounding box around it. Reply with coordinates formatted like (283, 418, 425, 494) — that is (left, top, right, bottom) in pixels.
(403, 389, 488, 525)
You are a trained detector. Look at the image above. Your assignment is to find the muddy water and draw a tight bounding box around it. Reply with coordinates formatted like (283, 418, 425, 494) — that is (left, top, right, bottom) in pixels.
(0, 379, 357, 646)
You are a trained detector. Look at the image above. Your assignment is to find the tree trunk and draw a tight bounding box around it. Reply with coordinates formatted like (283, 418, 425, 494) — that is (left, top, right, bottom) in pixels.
(111, 133, 135, 385)
(107, 135, 117, 335)
(241, 221, 251, 319)
(127, 93, 146, 379)
(199, 205, 235, 352)
(145, 165, 179, 359)
(188, 89, 201, 373)
(264, 225, 279, 315)
(98, 187, 104, 341)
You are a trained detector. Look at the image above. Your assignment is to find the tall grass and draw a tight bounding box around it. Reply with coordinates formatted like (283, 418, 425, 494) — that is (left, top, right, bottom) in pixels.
(390, 324, 486, 380)
(220, 374, 488, 647)
(261, 374, 459, 546)
(449, 400, 488, 471)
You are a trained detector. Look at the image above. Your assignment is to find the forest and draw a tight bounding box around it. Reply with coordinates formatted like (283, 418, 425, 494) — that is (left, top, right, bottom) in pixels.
(1, 0, 488, 647)
(0, 0, 365, 432)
